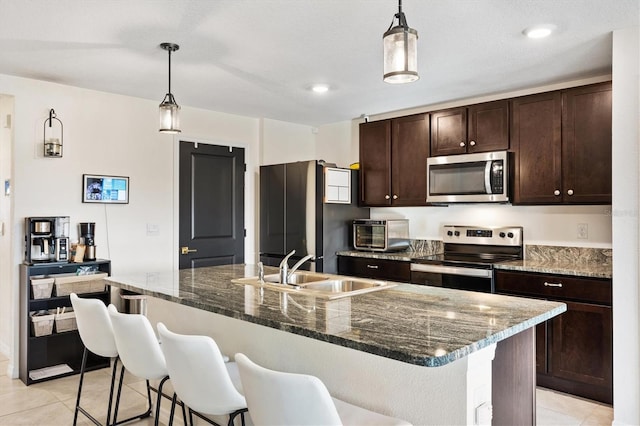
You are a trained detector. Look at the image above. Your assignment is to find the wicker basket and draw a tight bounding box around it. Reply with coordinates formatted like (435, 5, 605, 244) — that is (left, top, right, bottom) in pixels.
(54, 310, 77, 333)
(30, 277, 54, 300)
(54, 272, 108, 296)
(30, 311, 55, 337)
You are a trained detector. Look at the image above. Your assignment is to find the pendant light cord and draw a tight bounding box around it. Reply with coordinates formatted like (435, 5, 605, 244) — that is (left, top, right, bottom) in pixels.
(168, 49, 172, 95)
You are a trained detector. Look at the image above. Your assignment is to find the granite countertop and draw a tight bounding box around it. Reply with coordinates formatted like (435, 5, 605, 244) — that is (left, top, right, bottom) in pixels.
(494, 259, 612, 279)
(106, 264, 565, 367)
(339, 246, 613, 279)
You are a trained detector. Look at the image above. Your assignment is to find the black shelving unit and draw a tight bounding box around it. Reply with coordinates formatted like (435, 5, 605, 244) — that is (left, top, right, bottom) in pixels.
(19, 259, 111, 385)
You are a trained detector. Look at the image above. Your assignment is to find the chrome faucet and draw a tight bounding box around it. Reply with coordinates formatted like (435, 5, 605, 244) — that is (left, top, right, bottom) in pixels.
(279, 250, 315, 285)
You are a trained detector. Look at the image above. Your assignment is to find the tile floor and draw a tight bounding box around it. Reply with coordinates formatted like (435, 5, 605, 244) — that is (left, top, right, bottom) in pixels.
(0, 352, 613, 425)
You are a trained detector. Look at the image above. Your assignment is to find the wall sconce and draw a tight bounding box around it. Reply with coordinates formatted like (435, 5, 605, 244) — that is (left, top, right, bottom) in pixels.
(43, 109, 63, 157)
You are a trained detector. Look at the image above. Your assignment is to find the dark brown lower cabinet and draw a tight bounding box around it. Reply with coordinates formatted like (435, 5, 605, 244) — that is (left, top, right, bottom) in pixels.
(495, 270, 612, 404)
(337, 255, 411, 282)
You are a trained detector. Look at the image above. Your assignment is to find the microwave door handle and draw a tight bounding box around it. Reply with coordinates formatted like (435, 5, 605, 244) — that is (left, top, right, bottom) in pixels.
(484, 161, 492, 194)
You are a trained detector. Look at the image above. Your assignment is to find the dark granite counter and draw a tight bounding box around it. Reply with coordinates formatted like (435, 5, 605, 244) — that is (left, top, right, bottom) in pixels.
(106, 264, 565, 367)
(339, 244, 613, 279)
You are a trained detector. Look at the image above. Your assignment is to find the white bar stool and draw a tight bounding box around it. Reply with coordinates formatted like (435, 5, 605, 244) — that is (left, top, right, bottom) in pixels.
(157, 322, 248, 426)
(235, 353, 412, 426)
(70, 293, 152, 426)
(108, 305, 187, 426)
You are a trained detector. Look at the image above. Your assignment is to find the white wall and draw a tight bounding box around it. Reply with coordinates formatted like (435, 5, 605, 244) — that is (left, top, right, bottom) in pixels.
(0, 95, 14, 358)
(260, 118, 315, 165)
(0, 73, 271, 375)
(372, 205, 612, 247)
(612, 26, 639, 426)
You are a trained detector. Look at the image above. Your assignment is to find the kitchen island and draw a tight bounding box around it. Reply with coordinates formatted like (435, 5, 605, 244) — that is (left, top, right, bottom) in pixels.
(106, 264, 565, 425)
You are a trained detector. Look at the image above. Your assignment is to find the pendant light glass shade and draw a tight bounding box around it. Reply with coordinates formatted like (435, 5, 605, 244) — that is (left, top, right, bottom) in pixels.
(159, 43, 181, 133)
(383, 1, 419, 84)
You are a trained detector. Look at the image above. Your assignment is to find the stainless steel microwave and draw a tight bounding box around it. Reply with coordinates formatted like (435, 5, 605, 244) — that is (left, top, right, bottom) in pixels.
(353, 219, 410, 252)
(426, 151, 509, 203)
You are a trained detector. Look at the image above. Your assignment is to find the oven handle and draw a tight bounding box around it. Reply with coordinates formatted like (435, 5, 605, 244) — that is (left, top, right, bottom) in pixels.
(410, 263, 492, 278)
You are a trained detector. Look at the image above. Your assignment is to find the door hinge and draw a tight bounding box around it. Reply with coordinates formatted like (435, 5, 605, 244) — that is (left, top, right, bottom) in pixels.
(243, 229, 247, 237)
(244, 163, 247, 172)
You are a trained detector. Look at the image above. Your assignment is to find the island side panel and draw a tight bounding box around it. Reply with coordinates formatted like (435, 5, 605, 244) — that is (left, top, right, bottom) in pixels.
(492, 326, 536, 425)
(146, 295, 482, 425)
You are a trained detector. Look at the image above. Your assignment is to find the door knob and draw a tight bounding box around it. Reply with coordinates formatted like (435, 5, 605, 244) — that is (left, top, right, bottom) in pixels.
(385, 195, 390, 200)
(459, 142, 466, 147)
(567, 189, 574, 196)
(181, 246, 198, 255)
(393, 195, 398, 200)
(469, 141, 476, 146)
(554, 190, 560, 196)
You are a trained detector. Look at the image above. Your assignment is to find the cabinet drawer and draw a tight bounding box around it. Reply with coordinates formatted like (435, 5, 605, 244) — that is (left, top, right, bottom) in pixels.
(338, 256, 411, 282)
(495, 270, 611, 305)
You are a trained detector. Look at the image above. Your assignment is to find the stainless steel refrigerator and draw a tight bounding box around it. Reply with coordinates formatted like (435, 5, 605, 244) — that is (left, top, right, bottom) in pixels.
(259, 160, 369, 273)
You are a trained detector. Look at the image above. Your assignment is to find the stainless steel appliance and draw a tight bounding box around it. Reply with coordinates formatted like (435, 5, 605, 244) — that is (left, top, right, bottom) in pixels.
(260, 160, 369, 273)
(353, 219, 410, 252)
(24, 216, 70, 264)
(426, 151, 509, 203)
(410, 225, 523, 293)
(79, 222, 96, 261)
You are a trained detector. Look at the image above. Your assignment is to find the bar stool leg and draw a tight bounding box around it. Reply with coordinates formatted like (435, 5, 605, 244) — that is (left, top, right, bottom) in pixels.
(72, 347, 88, 426)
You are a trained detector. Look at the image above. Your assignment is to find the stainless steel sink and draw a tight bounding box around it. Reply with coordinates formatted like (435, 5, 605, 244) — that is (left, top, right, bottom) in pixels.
(301, 279, 387, 293)
(231, 271, 396, 299)
(262, 273, 329, 285)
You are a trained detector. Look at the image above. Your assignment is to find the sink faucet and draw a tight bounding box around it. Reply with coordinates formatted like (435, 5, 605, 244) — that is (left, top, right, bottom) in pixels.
(279, 250, 315, 285)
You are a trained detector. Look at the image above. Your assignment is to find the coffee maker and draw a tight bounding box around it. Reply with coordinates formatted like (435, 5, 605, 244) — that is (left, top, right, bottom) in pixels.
(79, 222, 96, 261)
(25, 216, 70, 264)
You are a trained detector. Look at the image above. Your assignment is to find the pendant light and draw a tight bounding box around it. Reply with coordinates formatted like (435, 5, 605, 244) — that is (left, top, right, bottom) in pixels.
(383, 0, 419, 84)
(159, 42, 181, 133)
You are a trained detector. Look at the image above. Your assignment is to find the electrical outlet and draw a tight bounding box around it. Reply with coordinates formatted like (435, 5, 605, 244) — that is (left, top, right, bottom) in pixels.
(577, 223, 588, 239)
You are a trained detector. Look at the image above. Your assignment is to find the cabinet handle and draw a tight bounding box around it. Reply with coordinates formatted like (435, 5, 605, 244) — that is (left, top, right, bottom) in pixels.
(366, 265, 379, 269)
(469, 140, 476, 146)
(384, 195, 390, 200)
(393, 194, 398, 200)
(459, 142, 466, 147)
(567, 189, 574, 196)
(544, 282, 563, 288)
(554, 190, 560, 196)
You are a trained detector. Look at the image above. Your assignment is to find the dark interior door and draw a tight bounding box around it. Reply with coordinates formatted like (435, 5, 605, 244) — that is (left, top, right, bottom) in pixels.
(179, 141, 245, 269)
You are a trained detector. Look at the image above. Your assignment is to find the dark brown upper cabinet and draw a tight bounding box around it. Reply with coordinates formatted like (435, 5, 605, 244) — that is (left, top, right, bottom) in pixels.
(511, 82, 611, 204)
(430, 100, 509, 156)
(359, 114, 429, 206)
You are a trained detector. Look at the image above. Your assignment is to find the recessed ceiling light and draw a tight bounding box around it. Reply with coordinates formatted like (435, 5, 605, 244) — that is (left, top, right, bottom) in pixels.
(523, 24, 556, 39)
(311, 84, 330, 94)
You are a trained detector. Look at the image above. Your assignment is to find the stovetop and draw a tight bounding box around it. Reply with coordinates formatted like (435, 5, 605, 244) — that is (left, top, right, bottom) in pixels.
(412, 225, 524, 268)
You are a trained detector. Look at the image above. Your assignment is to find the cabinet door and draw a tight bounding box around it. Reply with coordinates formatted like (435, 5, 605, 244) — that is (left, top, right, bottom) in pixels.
(391, 114, 429, 206)
(430, 107, 467, 156)
(562, 82, 612, 204)
(338, 256, 411, 282)
(259, 164, 286, 255)
(550, 301, 613, 390)
(468, 100, 509, 153)
(510, 92, 562, 204)
(359, 121, 392, 206)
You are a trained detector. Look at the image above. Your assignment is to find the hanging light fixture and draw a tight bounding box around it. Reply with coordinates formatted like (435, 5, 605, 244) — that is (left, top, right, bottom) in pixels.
(159, 42, 181, 133)
(383, 0, 419, 84)
(43, 109, 63, 157)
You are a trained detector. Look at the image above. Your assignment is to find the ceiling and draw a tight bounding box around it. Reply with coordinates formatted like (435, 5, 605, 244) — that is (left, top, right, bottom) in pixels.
(0, 0, 637, 126)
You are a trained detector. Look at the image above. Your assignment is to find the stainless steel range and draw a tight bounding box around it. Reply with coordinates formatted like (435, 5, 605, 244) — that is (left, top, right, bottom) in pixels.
(410, 225, 523, 293)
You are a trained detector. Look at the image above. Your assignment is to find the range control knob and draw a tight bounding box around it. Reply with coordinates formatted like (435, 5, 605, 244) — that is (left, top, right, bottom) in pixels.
(447, 230, 453, 236)
(507, 232, 514, 238)
(499, 232, 506, 238)
(454, 231, 460, 237)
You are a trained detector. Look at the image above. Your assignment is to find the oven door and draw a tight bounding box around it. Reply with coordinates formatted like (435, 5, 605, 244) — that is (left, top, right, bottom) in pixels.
(410, 263, 494, 293)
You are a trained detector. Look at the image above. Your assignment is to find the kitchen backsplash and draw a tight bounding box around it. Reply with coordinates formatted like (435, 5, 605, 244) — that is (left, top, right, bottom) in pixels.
(408, 239, 443, 255)
(526, 245, 612, 265)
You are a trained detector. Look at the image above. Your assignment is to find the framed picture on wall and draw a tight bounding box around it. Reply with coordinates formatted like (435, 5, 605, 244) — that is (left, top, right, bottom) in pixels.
(82, 174, 129, 204)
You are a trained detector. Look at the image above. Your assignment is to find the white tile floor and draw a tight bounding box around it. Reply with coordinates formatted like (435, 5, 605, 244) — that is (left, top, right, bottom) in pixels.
(0, 352, 612, 425)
